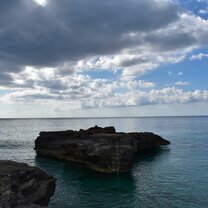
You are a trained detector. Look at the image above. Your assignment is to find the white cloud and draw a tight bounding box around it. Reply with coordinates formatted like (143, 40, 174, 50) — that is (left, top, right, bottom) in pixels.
(66, 12, 208, 79)
(175, 81, 190, 86)
(190, 53, 208, 60)
(137, 80, 156, 88)
(198, 8, 208, 15)
(1, 66, 207, 110)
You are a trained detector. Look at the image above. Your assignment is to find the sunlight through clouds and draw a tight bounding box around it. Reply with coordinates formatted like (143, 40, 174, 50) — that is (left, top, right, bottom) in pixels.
(33, 0, 48, 6)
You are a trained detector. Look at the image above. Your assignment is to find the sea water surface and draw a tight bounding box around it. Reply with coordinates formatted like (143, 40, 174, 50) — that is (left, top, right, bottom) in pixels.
(0, 116, 207, 208)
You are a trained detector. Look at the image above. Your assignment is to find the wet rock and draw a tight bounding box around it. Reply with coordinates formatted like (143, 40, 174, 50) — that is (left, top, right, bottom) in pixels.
(35, 126, 170, 173)
(0, 160, 56, 208)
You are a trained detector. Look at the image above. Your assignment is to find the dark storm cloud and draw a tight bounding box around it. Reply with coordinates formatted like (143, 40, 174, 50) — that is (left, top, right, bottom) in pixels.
(120, 57, 149, 67)
(0, 73, 14, 86)
(0, 0, 179, 74)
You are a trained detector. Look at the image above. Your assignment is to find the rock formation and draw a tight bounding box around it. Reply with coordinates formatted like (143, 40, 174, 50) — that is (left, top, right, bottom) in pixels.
(35, 126, 170, 173)
(0, 160, 56, 208)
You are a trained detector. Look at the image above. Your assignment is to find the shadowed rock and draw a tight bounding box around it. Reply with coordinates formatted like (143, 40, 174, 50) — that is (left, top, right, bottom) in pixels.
(35, 126, 170, 173)
(0, 160, 56, 208)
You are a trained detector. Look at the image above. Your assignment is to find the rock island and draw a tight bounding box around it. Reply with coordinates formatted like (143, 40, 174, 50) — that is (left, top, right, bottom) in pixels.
(35, 126, 170, 173)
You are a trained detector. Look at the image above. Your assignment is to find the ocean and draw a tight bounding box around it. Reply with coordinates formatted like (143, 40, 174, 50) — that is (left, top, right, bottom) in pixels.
(0, 116, 207, 208)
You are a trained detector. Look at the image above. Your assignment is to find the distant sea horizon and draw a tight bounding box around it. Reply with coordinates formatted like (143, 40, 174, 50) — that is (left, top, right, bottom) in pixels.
(1, 114, 208, 120)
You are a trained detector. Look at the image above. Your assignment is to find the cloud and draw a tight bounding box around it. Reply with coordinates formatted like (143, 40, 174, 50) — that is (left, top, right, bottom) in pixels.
(198, 8, 208, 15)
(175, 81, 190, 86)
(64, 87, 207, 107)
(197, 0, 208, 3)
(0, 66, 207, 109)
(0, 66, 156, 101)
(0, 0, 178, 73)
(3, 85, 208, 109)
(0, 0, 207, 78)
(0, 0, 208, 114)
(72, 12, 208, 78)
(190, 53, 208, 60)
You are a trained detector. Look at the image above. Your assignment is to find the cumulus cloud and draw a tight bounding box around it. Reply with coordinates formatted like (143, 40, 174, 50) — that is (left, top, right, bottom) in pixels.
(0, 66, 207, 110)
(3, 85, 207, 109)
(0, 66, 156, 101)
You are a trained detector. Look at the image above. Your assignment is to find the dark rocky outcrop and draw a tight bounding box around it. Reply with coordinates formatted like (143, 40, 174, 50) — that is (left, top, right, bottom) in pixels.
(0, 160, 56, 208)
(35, 126, 170, 173)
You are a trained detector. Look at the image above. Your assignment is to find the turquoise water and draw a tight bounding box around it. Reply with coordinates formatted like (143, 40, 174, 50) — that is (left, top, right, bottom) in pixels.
(0, 117, 208, 208)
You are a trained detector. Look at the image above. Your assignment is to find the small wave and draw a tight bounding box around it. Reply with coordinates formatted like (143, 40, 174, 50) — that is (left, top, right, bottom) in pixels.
(0, 140, 29, 149)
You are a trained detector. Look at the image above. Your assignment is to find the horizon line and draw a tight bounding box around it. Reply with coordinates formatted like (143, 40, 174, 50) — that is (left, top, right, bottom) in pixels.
(0, 115, 208, 120)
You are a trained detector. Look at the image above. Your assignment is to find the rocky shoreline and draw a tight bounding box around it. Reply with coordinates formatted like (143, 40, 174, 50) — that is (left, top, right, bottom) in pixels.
(0, 160, 56, 208)
(35, 126, 170, 173)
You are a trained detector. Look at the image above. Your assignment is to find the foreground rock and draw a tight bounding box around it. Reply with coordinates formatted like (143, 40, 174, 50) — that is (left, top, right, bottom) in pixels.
(35, 126, 170, 173)
(0, 160, 56, 208)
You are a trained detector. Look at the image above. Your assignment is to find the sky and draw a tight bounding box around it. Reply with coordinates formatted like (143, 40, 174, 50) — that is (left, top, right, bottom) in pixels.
(0, 0, 208, 118)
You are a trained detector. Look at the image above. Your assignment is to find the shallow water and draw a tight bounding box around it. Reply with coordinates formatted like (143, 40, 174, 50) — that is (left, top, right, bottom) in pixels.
(0, 117, 208, 208)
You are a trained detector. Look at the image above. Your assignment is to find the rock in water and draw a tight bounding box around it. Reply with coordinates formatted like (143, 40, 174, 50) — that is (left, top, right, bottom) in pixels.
(0, 160, 56, 208)
(35, 126, 170, 173)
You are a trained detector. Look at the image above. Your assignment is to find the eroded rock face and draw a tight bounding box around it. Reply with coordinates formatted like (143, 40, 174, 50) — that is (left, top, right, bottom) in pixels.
(0, 160, 56, 208)
(35, 126, 170, 173)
